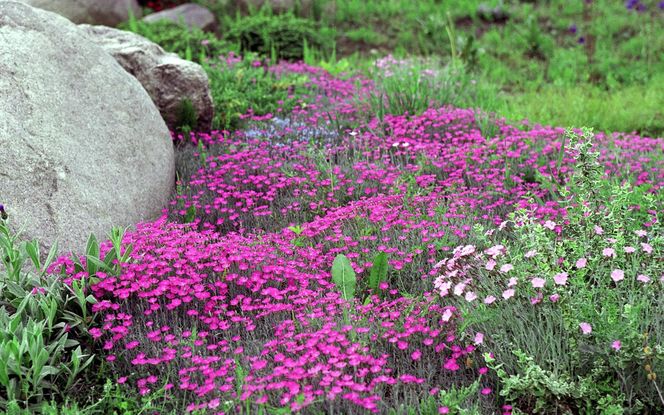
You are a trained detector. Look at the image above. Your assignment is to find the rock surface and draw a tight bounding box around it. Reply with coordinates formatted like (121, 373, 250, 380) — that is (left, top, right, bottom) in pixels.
(15, 0, 142, 26)
(80, 24, 214, 132)
(0, 1, 174, 258)
(143, 3, 217, 32)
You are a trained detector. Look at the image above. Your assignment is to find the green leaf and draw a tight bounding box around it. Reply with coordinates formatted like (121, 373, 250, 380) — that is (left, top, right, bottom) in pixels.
(24, 241, 41, 272)
(368, 251, 388, 293)
(184, 205, 197, 223)
(85, 234, 99, 276)
(331, 254, 356, 301)
(42, 240, 59, 276)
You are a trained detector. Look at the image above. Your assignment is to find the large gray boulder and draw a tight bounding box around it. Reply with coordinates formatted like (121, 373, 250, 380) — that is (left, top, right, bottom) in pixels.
(0, 1, 174, 258)
(80, 24, 214, 132)
(15, 0, 142, 26)
(143, 3, 218, 33)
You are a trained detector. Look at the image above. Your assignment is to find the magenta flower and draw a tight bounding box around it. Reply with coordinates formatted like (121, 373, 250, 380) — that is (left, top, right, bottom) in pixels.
(612, 340, 622, 351)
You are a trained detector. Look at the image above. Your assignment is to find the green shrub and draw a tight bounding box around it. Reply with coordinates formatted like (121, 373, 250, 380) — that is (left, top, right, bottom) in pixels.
(119, 16, 236, 64)
(203, 53, 310, 131)
(224, 12, 333, 61)
(0, 220, 98, 412)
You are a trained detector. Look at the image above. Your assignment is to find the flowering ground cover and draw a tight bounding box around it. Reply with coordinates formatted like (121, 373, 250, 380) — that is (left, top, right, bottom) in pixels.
(1, 56, 662, 414)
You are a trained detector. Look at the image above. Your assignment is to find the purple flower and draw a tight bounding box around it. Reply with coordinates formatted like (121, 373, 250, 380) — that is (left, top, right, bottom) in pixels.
(626, 0, 639, 9)
(0, 204, 6, 220)
(659, 1, 664, 10)
(578, 36, 586, 44)
(569, 24, 577, 34)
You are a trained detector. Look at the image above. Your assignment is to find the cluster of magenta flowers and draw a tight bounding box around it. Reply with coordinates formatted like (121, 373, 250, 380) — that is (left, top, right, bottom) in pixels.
(47, 58, 662, 413)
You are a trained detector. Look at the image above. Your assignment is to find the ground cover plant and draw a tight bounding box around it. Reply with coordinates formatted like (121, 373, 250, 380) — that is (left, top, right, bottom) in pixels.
(3, 53, 662, 413)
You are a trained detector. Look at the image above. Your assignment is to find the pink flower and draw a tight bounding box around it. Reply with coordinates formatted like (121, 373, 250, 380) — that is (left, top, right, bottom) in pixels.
(484, 295, 496, 304)
(579, 322, 592, 335)
(594, 225, 604, 235)
(641, 243, 652, 254)
(502, 289, 515, 299)
(610, 269, 624, 282)
(624, 246, 635, 253)
(612, 340, 621, 351)
(637, 274, 650, 283)
(508, 277, 518, 287)
(543, 220, 556, 230)
(117, 377, 127, 384)
(500, 264, 514, 273)
(439, 407, 450, 414)
(575, 257, 587, 268)
(442, 308, 453, 322)
(411, 350, 422, 360)
(465, 291, 477, 302)
(531, 277, 546, 288)
(634, 230, 647, 237)
(524, 250, 537, 258)
(485, 244, 505, 258)
(474, 332, 484, 345)
(549, 294, 560, 303)
(602, 248, 615, 258)
(553, 272, 568, 285)
(485, 259, 496, 271)
(481, 387, 492, 395)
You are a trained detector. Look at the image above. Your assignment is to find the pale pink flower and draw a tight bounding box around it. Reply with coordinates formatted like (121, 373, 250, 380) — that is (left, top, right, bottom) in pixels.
(634, 230, 647, 237)
(637, 274, 650, 283)
(502, 289, 515, 299)
(576, 257, 587, 268)
(610, 269, 624, 282)
(553, 272, 568, 285)
(453, 282, 466, 296)
(611, 340, 621, 351)
(485, 259, 496, 271)
(602, 248, 616, 258)
(484, 244, 505, 258)
(624, 246, 635, 253)
(641, 243, 652, 254)
(442, 308, 453, 322)
(531, 277, 546, 288)
(594, 225, 604, 235)
(549, 294, 560, 302)
(543, 220, 556, 230)
(465, 291, 477, 302)
(524, 250, 537, 258)
(508, 277, 518, 287)
(500, 264, 514, 273)
(579, 322, 592, 334)
(483, 295, 496, 304)
(474, 332, 484, 345)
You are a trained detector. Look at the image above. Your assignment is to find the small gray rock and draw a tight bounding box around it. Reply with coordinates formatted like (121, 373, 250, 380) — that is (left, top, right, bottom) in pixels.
(143, 3, 218, 33)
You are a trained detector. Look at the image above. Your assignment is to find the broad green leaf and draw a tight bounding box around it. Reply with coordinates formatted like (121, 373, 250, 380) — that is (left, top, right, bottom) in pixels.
(42, 240, 59, 276)
(331, 254, 356, 301)
(368, 251, 388, 293)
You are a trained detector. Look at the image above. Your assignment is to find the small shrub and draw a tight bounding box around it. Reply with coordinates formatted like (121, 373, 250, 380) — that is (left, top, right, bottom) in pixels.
(224, 12, 333, 61)
(0, 218, 98, 412)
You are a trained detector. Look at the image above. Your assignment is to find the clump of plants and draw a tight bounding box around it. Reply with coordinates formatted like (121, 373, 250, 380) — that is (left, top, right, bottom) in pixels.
(203, 53, 311, 131)
(224, 12, 334, 61)
(120, 16, 235, 64)
(433, 128, 663, 413)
